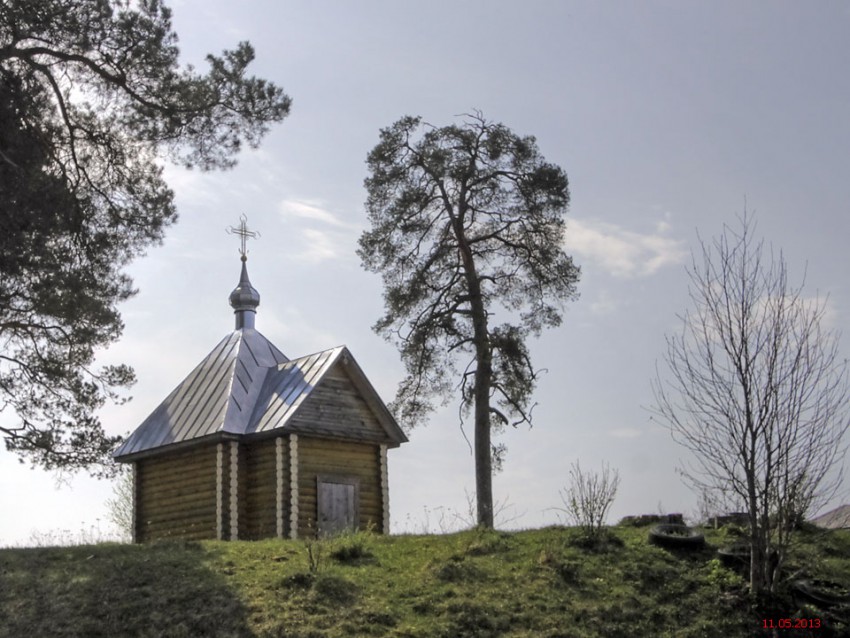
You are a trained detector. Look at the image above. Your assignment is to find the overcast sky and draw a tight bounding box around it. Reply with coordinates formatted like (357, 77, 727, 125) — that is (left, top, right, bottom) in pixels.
(3, 0, 850, 544)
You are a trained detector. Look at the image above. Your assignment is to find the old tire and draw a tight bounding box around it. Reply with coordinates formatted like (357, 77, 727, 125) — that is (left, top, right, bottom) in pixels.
(717, 543, 751, 568)
(792, 579, 850, 609)
(648, 524, 705, 549)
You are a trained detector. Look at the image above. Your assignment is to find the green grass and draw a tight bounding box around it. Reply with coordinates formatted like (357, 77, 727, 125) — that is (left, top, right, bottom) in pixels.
(1, 525, 848, 637)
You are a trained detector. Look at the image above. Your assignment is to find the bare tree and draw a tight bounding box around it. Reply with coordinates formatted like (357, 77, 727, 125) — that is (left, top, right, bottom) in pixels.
(558, 460, 620, 542)
(652, 214, 849, 594)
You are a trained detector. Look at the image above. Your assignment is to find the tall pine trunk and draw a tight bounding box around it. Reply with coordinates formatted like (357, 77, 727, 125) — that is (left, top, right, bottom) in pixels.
(472, 306, 494, 528)
(455, 212, 494, 528)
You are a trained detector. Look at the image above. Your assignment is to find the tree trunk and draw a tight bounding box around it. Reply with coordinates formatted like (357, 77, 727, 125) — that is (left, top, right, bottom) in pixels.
(468, 264, 494, 528)
(747, 485, 764, 595)
(453, 210, 494, 528)
(473, 317, 494, 528)
(748, 499, 772, 596)
(749, 528, 765, 596)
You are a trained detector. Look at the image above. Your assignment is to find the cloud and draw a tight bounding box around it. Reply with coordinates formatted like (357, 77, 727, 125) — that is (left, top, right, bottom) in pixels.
(564, 218, 687, 278)
(279, 198, 354, 228)
(278, 199, 362, 264)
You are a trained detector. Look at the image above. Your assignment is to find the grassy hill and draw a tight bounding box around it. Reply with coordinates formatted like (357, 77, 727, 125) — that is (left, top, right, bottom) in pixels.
(1, 524, 848, 637)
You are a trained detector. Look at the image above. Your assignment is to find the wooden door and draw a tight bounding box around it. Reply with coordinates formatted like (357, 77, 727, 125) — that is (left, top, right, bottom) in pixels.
(317, 477, 358, 536)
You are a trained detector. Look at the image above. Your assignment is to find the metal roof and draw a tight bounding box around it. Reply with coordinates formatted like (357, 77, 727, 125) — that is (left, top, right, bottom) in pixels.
(113, 328, 289, 458)
(246, 346, 341, 435)
(114, 336, 406, 460)
(114, 252, 406, 461)
(811, 504, 850, 529)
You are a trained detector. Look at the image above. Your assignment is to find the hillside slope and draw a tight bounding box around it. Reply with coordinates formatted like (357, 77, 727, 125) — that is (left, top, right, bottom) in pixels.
(1, 525, 848, 637)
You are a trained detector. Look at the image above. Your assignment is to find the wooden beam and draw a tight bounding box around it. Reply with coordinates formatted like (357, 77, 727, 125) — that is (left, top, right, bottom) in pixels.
(229, 441, 239, 540)
(216, 443, 224, 540)
(380, 444, 389, 534)
(132, 462, 139, 544)
(276, 437, 284, 538)
(289, 434, 299, 539)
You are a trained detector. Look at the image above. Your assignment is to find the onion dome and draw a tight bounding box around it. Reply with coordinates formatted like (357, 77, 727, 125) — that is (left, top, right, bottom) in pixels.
(229, 255, 260, 329)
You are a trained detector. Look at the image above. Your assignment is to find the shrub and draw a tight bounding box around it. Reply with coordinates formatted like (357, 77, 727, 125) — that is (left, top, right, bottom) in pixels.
(330, 533, 374, 565)
(704, 558, 745, 591)
(557, 460, 620, 543)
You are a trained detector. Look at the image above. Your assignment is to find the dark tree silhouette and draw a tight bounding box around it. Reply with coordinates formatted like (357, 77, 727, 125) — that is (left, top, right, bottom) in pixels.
(0, 0, 291, 473)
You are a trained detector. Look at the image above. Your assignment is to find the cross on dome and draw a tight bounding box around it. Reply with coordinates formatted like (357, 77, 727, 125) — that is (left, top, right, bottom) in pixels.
(227, 213, 261, 261)
(227, 215, 261, 329)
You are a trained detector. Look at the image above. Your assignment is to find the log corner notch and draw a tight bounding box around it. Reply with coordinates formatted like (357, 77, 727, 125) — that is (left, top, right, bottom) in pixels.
(380, 444, 390, 534)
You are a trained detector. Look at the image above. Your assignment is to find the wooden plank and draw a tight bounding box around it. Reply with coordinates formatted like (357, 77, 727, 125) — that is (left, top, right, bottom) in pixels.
(140, 510, 216, 526)
(299, 438, 377, 454)
(139, 465, 215, 482)
(138, 502, 217, 523)
(298, 448, 376, 462)
(140, 448, 216, 470)
(245, 453, 277, 467)
(299, 467, 377, 481)
(245, 478, 276, 491)
(138, 467, 216, 489)
(298, 448, 377, 463)
(245, 490, 276, 503)
(139, 494, 215, 512)
(138, 480, 215, 497)
(138, 490, 216, 510)
(243, 452, 276, 475)
(138, 491, 216, 509)
(138, 465, 216, 487)
(137, 478, 216, 499)
(140, 451, 216, 469)
(138, 506, 216, 524)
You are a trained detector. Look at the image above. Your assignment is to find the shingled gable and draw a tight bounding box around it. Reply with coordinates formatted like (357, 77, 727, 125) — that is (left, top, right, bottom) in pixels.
(114, 226, 406, 541)
(245, 345, 406, 444)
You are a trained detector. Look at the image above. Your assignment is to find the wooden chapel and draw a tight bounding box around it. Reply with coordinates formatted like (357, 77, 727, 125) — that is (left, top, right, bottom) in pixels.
(113, 220, 407, 542)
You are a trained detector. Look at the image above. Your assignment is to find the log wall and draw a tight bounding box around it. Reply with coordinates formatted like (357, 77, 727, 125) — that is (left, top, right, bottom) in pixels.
(133, 423, 388, 541)
(240, 436, 286, 539)
(135, 445, 217, 542)
(296, 436, 382, 537)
